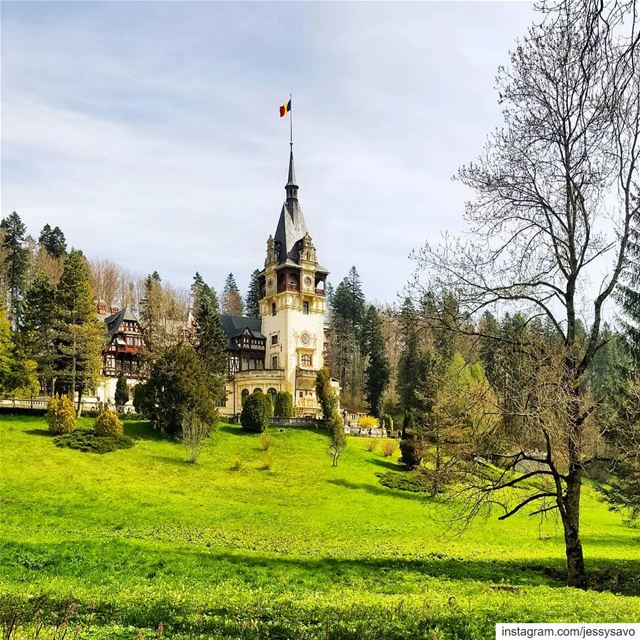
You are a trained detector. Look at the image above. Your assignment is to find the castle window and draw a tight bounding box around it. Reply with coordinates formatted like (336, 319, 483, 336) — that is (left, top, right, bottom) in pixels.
(272, 355, 279, 369)
(271, 303, 276, 316)
(241, 389, 249, 406)
(271, 335, 278, 345)
(268, 388, 277, 405)
(301, 354, 312, 367)
(303, 301, 309, 315)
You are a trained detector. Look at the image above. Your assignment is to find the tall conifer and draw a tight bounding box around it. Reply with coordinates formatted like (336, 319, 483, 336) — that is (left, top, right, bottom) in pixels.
(54, 250, 105, 414)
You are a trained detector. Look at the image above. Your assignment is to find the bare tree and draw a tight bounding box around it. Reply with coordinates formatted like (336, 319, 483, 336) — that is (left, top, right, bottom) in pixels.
(416, 0, 639, 588)
(180, 413, 214, 464)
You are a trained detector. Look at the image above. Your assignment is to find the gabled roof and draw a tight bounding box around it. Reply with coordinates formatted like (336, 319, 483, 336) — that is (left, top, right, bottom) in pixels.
(103, 306, 140, 338)
(219, 314, 265, 350)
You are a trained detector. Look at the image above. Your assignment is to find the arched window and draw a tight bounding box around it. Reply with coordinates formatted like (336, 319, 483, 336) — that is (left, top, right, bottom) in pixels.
(254, 388, 263, 394)
(301, 354, 312, 367)
(267, 388, 277, 405)
(241, 389, 249, 406)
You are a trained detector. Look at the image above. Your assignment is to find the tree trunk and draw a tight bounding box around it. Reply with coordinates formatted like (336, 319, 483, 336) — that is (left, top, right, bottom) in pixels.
(561, 472, 586, 588)
(76, 386, 83, 418)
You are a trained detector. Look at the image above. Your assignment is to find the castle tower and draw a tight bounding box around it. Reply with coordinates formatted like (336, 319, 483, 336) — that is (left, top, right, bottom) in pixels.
(258, 144, 328, 414)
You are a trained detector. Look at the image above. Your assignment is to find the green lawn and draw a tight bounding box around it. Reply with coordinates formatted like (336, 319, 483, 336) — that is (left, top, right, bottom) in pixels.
(0, 415, 638, 639)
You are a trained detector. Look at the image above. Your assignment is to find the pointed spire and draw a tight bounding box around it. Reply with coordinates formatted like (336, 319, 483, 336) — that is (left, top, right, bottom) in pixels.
(285, 143, 298, 200)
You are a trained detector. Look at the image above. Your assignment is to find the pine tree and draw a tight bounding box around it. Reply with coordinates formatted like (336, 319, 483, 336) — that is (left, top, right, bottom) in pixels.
(0, 212, 29, 325)
(330, 266, 366, 410)
(38, 224, 67, 258)
(21, 273, 57, 393)
(362, 305, 390, 417)
(397, 297, 431, 422)
(140, 271, 164, 363)
(477, 310, 500, 386)
(245, 269, 261, 318)
(221, 273, 244, 316)
(618, 214, 640, 359)
(54, 250, 106, 414)
(192, 274, 228, 402)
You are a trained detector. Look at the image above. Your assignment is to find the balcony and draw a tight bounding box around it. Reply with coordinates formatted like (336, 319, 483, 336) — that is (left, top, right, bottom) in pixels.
(234, 369, 285, 380)
(296, 367, 317, 378)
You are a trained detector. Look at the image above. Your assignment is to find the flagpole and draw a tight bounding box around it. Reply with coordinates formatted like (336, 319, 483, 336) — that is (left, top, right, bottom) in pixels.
(290, 92, 293, 146)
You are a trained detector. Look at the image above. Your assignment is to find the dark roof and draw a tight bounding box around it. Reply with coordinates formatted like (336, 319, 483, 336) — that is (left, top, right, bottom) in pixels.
(103, 306, 140, 338)
(274, 199, 309, 264)
(219, 314, 264, 350)
(274, 145, 310, 265)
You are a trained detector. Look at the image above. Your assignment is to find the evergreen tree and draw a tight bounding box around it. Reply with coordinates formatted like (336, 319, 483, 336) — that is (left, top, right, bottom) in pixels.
(618, 213, 640, 359)
(144, 342, 218, 436)
(140, 271, 164, 363)
(316, 368, 346, 467)
(477, 311, 500, 386)
(38, 224, 67, 258)
(221, 273, 244, 316)
(330, 266, 366, 410)
(114, 375, 129, 408)
(397, 297, 432, 422)
(54, 250, 106, 414)
(245, 269, 261, 318)
(192, 274, 228, 402)
(0, 304, 38, 396)
(362, 305, 390, 417)
(0, 212, 29, 325)
(21, 274, 57, 393)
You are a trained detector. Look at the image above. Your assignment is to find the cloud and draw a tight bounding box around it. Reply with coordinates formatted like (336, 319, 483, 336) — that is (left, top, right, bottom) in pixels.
(1, 1, 537, 298)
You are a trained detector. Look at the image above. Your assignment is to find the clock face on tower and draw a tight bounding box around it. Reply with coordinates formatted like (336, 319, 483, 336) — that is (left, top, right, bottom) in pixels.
(301, 332, 311, 345)
(304, 276, 312, 287)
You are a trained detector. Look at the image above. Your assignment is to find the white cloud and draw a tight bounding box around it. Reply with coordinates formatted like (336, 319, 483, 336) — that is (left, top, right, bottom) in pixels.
(1, 1, 537, 299)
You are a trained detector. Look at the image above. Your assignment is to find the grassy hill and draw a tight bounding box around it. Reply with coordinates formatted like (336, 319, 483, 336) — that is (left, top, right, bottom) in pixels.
(0, 415, 638, 639)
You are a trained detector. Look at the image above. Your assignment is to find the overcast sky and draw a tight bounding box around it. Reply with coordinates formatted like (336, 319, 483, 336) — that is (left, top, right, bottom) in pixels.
(1, 1, 537, 303)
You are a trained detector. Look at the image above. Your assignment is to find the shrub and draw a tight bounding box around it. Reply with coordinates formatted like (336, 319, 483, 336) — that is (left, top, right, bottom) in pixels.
(359, 415, 378, 428)
(231, 458, 243, 472)
(94, 406, 123, 438)
(241, 391, 270, 433)
(274, 391, 293, 417)
(114, 375, 129, 409)
(54, 430, 134, 454)
(381, 413, 394, 432)
(366, 439, 377, 452)
(382, 440, 398, 457)
(257, 456, 273, 471)
(259, 391, 274, 419)
(400, 437, 424, 469)
(259, 434, 273, 451)
(47, 395, 76, 434)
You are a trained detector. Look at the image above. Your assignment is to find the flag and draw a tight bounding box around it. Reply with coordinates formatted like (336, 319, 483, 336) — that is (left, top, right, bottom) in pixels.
(279, 99, 291, 117)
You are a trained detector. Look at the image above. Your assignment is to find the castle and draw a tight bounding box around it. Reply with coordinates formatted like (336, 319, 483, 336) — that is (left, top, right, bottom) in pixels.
(96, 144, 332, 417)
(218, 144, 330, 417)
